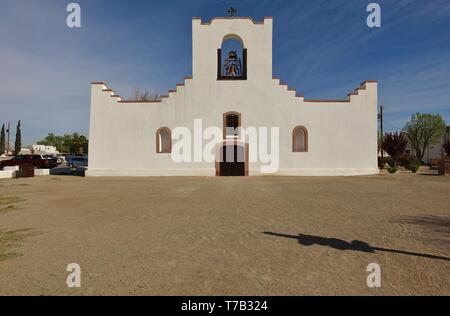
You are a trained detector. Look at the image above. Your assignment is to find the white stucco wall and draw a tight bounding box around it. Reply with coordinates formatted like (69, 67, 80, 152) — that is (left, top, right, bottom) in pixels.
(34, 169, 50, 176)
(87, 17, 378, 177)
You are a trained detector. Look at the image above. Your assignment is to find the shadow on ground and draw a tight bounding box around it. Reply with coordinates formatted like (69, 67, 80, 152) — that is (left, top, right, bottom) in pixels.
(393, 214, 450, 250)
(394, 215, 450, 235)
(263, 232, 450, 262)
(50, 167, 85, 177)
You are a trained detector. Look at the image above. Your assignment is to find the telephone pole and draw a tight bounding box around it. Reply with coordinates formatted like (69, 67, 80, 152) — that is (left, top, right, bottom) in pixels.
(6, 121, 10, 156)
(379, 105, 384, 158)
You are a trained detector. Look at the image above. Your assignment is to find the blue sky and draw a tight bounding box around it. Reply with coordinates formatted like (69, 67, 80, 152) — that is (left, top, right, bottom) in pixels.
(0, 0, 449, 145)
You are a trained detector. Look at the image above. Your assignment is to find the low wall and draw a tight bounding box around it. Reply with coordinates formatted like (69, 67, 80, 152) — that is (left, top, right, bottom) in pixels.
(0, 170, 16, 179)
(34, 169, 50, 176)
(3, 166, 19, 171)
(0, 167, 51, 178)
(0, 166, 19, 178)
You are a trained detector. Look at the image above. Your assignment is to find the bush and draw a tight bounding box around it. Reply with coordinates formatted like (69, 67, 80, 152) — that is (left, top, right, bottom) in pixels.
(398, 154, 416, 168)
(378, 157, 389, 169)
(407, 161, 421, 173)
(387, 166, 398, 174)
(378, 157, 397, 169)
(443, 141, 450, 157)
(398, 154, 421, 172)
(387, 158, 396, 168)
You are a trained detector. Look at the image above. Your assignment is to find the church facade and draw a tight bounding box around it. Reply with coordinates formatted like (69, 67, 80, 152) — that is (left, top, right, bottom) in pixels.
(87, 17, 378, 177)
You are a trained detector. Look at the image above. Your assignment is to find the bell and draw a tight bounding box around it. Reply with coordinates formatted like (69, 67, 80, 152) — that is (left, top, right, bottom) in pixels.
(228, 51, 237, 59)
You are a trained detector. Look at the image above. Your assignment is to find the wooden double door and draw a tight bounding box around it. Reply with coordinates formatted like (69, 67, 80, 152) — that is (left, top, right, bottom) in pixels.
(220, 145, 245, 177)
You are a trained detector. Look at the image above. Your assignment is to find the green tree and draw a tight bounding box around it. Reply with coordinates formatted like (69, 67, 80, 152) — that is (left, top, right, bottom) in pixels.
(70, 134, 88, 154)
(76, 135, 89, 154)
(0, 124, 5, 155)
(38, 133, 65, 152)
(14, 120, 22, 156)
(37, 132, 88, 154)
(404, 113, 446, 162)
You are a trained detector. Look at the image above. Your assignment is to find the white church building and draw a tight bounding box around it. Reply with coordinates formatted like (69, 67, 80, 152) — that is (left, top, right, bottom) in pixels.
(87, 16, 378, 177)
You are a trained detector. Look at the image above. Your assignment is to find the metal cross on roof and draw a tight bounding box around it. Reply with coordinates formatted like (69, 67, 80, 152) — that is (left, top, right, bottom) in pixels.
(227, 7, 237, 17)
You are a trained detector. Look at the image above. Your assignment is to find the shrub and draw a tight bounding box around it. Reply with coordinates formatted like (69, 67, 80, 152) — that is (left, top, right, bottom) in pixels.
(398, 154, 416, 168)
(407, 161, 421, 173)
(387, 166, 398, 174)
(387, 158, 396, 168)
(443, 141, 450, 157)
(378, 156, 398, 169)
(378, 157, 390, 169)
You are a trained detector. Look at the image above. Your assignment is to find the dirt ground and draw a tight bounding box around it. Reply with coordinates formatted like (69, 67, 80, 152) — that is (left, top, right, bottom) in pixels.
(0, 173, 449, 296)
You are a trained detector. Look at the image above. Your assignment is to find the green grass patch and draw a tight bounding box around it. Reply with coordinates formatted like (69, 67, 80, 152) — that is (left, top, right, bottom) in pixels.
(0, 196, 24, 206)
(0, 205, 16, 214)
(0, 228, 35, 262)
(0, 196, 24, 215)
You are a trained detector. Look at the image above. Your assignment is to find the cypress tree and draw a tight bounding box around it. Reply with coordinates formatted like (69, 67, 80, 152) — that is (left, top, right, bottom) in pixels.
(0, 124, 5, 155)
(14, 120, 21, 156)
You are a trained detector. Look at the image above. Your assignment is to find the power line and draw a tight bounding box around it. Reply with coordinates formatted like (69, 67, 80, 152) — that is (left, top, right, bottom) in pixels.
(383, 120, 403, 131)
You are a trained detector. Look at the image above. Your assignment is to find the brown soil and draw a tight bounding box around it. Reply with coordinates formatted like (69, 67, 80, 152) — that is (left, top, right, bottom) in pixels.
(0, 174, 449, 295)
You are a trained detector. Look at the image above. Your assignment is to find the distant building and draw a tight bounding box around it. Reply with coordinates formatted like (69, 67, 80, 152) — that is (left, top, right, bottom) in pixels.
(31, 145, 60, 155)
(19, 148, 32, 155)
(34, 145, 59, 155)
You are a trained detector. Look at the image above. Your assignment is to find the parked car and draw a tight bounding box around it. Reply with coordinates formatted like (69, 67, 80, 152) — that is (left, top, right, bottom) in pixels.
(0, 154, 58, 170)
(42, 155, 59, 168)
(67, 156, 88, 169)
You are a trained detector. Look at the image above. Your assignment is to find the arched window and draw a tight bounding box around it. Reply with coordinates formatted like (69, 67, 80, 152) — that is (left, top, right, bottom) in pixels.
(223, 112, 241, 139)
(293, 126, 308, 152)
(218, 34, 247, 80)
(156, 127, 172, 153)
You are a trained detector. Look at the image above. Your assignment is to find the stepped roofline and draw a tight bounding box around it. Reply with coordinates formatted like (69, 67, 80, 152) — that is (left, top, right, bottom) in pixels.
(91, 79, 377, 104)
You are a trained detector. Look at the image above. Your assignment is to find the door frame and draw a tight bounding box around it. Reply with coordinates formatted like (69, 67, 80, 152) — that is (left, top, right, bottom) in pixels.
(215, 140, 249, 177)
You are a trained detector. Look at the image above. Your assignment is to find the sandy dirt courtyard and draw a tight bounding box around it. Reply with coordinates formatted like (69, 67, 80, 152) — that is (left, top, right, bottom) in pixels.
(0, 174, 449, 295)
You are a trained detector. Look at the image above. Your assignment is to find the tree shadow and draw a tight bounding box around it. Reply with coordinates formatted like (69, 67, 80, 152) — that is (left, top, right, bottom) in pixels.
(394, 215, 450, 235)
(263, 232, 450, 262)
(393, 215, 450, 250)
(50, 167, 85, 177)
